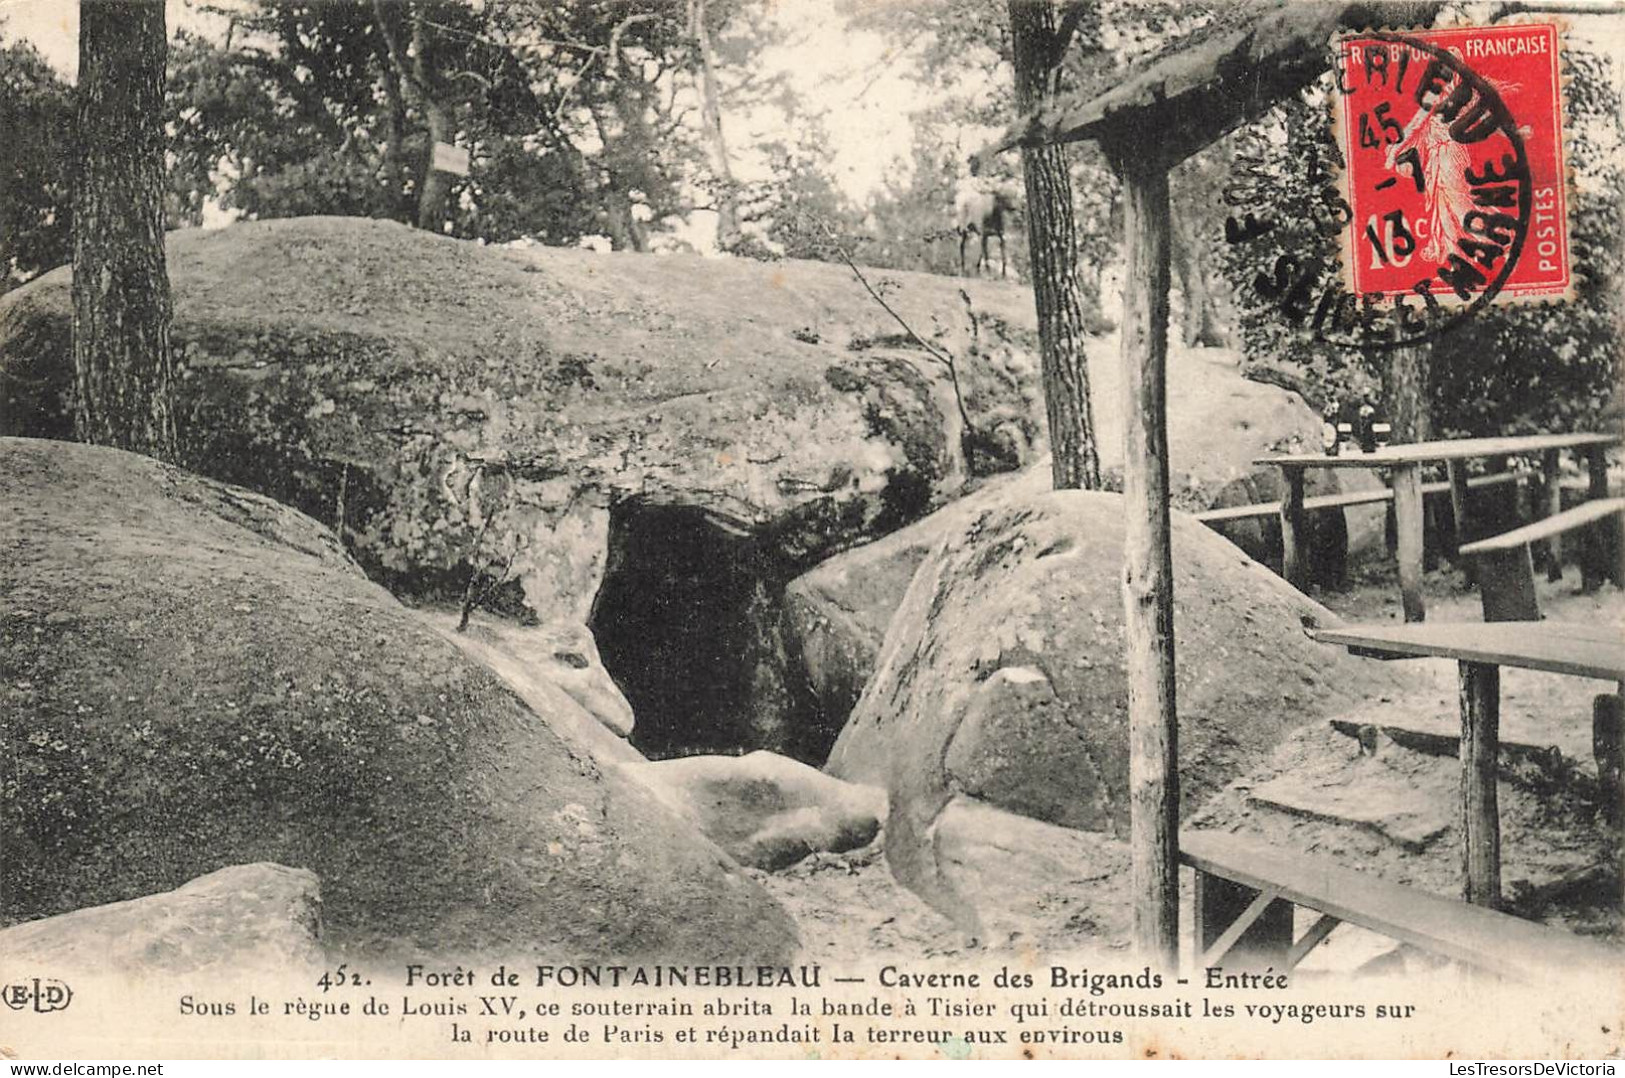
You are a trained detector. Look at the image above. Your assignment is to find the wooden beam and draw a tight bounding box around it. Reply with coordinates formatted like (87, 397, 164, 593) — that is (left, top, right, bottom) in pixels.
(1201, 887, 1286, 968)
(1193, 871, 1293, 972)
(984, 2, 1441, 163)
(1459, 661, 1502, 908)
(1584, 445, 1613, 590)
(1285, 913, 1342, 970)
(1460, 497, 1625, 553)
(1540, 449, 1564, 580)
(1113, 147, 1179, 969)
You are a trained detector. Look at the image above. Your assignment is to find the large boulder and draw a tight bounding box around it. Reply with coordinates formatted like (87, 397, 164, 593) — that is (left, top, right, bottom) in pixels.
(0, 219, 1337, 761)
(785, 469, 1047, 755)
(0, 437, 797, 962)
(0, 863, 325, 976)
(823, 488, 1414, 933)
(619, 751, 885, 870)
(787, 461, 1381, 759)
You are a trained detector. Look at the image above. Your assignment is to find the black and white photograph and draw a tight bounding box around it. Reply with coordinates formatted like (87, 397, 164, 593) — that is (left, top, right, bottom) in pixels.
(1, 0, 1622, 1062)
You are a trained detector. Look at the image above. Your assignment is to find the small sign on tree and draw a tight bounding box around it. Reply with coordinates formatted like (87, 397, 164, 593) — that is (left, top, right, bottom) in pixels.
(431, 141, 470, 177)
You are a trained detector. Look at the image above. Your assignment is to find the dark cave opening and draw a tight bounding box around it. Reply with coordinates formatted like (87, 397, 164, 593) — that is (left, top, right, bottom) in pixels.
(589, 500, 819, 762)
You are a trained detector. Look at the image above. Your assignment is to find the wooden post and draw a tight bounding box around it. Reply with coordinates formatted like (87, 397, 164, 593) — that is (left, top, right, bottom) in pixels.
(1459, 661, 1502, 908)
(1392, 463, 1427, 622)
(1594, 692, 1622, 829)
(1193, 872, 1292, 972)
(1447, 459, 1474, 585)
(1541, 448, 1564, 581)
(1279, 466, 1308, 590)
(1586, 444, 1609, 500)
(1116, 151, 1179, 969)
(1594, 692, 1623, 912)
(1475, 546, 1540, 622)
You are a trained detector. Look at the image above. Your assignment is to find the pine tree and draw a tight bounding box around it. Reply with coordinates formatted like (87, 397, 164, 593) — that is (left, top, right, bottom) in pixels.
(1008, 0, 1101, 490)
(73, 0, 176, 460)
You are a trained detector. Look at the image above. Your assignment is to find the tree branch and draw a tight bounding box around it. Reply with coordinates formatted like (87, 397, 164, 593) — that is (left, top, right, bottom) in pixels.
(371, 0, 433, 101)
(552, 46, 605, 124)
(1052, 1, 1090, 66)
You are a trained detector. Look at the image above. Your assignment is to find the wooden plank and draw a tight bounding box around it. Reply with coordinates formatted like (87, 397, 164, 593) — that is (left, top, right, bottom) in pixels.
(1541, 449, 1565, 582)
(1459, 498, 1625, 554)
(1194, 487, 1390, 524)
(1459, 661, 1502, 908)
(1194, 502, 1284, 524)
(1459, 471, 1528, 492)
(1256, 432, 1620, 469)
(1179, 830, 1616, 980)
(1193, 473, 1527, 525)
(1115, 155, 1179, 968)
(1312, 622, 1625, 682)
(1534, 621, 1625, 645)
(1393, 462, 1426, 622)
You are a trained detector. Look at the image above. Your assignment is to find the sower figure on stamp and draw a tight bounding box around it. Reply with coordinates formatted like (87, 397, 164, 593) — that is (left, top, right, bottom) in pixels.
(1385, 51, 1532, 264)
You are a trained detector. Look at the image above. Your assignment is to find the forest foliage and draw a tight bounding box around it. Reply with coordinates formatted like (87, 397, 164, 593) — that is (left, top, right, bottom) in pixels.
(1, 0, 1618, 436)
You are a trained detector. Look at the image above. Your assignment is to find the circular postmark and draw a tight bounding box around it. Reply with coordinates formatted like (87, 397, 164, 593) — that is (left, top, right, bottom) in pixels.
(1224, 27, 1545, 350)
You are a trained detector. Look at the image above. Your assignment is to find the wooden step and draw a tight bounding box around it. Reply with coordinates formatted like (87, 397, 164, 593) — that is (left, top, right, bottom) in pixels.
(1180, 829, 1617, 981)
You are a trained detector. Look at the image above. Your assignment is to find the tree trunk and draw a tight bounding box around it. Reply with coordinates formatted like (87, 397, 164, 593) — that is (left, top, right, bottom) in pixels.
(689, 0, 741, 250)
(1172, 210, 1227, 348)
(1009, 0, 1101, 491)
(73, 0, 176, 461)
(590, 108, 649, 253)
(378, 59, 410, 223)
(1384, 342, 1432, 443)
(372, 1, 452, 232)
(416, 99, 453, 232)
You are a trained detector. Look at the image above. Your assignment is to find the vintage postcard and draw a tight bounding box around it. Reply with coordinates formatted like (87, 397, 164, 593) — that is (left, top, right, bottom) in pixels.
(1, 0, 1622, 1064)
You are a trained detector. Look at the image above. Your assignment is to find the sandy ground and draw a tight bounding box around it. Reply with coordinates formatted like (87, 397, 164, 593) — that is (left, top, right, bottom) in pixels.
(761, 562, 1625, 969)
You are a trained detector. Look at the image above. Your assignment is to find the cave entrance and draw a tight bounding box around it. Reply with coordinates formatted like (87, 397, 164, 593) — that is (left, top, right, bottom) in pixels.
(589, 500, 809, 760)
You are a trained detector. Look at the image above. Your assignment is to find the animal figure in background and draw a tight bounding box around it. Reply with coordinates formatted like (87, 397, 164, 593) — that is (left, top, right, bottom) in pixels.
(953, 178, 1019, 279)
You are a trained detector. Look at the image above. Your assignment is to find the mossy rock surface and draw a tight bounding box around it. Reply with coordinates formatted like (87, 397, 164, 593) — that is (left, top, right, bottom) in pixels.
(0, 218, 1046, 610)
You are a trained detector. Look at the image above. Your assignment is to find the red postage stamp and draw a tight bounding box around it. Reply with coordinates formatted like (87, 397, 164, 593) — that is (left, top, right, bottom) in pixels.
(1333, 22, 1569, 306)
